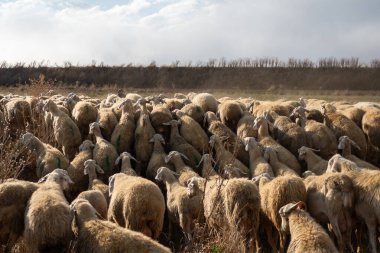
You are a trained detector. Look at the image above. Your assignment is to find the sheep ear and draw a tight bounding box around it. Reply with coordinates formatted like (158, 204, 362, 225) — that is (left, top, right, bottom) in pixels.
(149, 136, 155, 143)
(296, 201, 306, 210)
(162, 121, 172, 126)
(38, 174, 49, 184)
(115, 156, 121, 166)
(196, 155, 205, 168)
(108, 176, 115, 197)
(96, 165, 104, 174)
(177, 119, 181, 125)
(84, 160, 91, 167)
(349, 139, 361, 150)
(180, 153, 190, 161)
(83, 167, 89, 175)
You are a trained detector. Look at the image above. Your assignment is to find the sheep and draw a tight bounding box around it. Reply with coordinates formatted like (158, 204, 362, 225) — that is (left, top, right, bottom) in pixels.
(209, 135, 250, 178)
(264, 147, 298, 177)
(74, 190, 107, 219)
(340, 106, 365, 128)
(71, 100, 98, 139)
(110, 99, 136, 154)
(0, 180, 38, 252)
(96, 107, 118, 141)
(253, 116, 302, 174)
(204, 111, 250, 166)
(291, 106, 337, 159)
(244, 137, 274, 177)
(165, 151, 200, 186)
(218, 100, 243, 132)
(66, 140, 95, 200)
(338, 136, 379, 169)
(115, 152, 139, 175)
(279, 201, 339, 253)
(191, 92, 218, 113)
(134, 100, 155, 175)
(298, 146, 328, 175)
(304, 172, 355, 252)
(187, 176, 261, 252)
(237, 111, 257, 141)
(326, 155, 380, 252)
(146, 134, 172, 182)
(24, 169, 74, 253)
(89, 122, 118, 179)
(125, 93, 143, 102)
(268, 111, 309, 157)
(83, 159, 110, 205)
(251, 102, 290, 118)
(322, 104, 367, 159)
(175, 110, 209, 154)
(43, 99, 82, 160)
(155, 167, 203, 244)
(0, 97, 32, 135)
(71, 199, 171, 253)
(180, 103, 205, 124)
(108, 172, 165, 239)
(198, 153, 219, 178)
(361, 108, 380, 154)
(149, 97, 172, 139)
(20, 132, 71, 178)
(164, 120, 201, 168)
(252, 174, 306, 253)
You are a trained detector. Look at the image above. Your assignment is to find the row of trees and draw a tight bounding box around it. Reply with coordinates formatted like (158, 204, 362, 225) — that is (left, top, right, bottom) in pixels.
(1, 57, 380, 69)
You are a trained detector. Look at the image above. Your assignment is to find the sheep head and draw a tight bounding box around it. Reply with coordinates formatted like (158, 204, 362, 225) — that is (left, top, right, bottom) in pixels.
(298, 146, 320, 160)
(263, 147, 276, 162)
(338, 136, 360, 151)
(326, 154, 359, 173)
(20, 132, 37, 148)
(162, 119, 181, 127)
(279, 201, 306, 233)
(38, 169, 73, 190)
(251, 173, 272, 187)
(302, 170, 316, 178)
(149, 134, 165, 144)
(79, 140, 95, 152)
(42, 99, 57, 113)
(186, 176, 204, 198)
(155, 167, 178, 182)
(115, 152, 138, 166)
(88, 122, 101, 136)
(84, 159, 104, 176)
(165, 151, 189, 164)
(203, 111, 218, 127)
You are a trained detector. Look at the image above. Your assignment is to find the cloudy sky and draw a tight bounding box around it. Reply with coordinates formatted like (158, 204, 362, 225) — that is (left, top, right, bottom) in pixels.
(0, 0, 379, 65)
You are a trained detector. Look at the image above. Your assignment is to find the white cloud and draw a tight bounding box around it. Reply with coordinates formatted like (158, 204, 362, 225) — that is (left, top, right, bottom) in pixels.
(0, 0, 379, 65)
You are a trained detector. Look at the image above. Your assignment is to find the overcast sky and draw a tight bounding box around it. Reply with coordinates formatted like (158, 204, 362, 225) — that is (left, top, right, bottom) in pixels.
(0, 0, 379, 65)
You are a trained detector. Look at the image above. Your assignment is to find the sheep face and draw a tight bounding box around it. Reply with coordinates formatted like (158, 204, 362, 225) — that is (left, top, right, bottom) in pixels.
(298, 147, 308, 160)
(149, 134, 165, 144)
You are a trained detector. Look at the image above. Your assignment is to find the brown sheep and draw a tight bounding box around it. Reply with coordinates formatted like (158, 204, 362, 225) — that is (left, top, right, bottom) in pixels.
(279, 201, 339, 253)
(253, 174, 306, 253)
(108, 172, 165, 239)
(322, 105, 367, 159)
(71, 199, 171, 253)
(0, 180, 38, 252)
(253, 116, 301, 174)
(24, 169, 74, 253)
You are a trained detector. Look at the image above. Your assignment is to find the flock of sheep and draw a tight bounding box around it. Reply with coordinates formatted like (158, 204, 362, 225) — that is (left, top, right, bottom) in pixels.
(0, 90, 380, 253)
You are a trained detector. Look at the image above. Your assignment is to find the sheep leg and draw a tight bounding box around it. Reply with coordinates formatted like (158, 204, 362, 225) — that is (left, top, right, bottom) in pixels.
(179, 214, 193, 244)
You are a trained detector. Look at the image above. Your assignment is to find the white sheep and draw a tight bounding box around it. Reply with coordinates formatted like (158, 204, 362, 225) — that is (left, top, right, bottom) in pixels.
(20, 132, 71, 178)
(43, 99, 82, 160)
(71, 199, 171, 253)
(24, 169, 74, 253)
(279, 201, 339, 253)
(108, 172, 165, 239)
